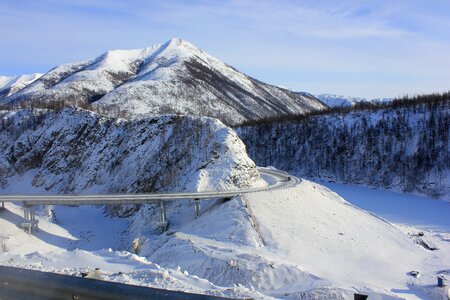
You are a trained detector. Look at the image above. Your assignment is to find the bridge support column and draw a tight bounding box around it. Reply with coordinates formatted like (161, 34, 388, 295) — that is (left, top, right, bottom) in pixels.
(21, 204, 38, 234)
(194, 198, 201, 218)
(1, 201, 4, 210)
(23, 205, 29, 221)
(158, 201, 168, 231)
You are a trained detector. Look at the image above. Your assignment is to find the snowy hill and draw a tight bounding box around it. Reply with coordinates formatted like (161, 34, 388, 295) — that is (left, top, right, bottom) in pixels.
(0, 108, 260, 195)
(0, 106, 265, 237)
(0, 73, 42, 99)
(314, 93, 363, 107)
(315, 93, 392, 107)
(238, 99, 450, 200)
(1, 39, 326, 125)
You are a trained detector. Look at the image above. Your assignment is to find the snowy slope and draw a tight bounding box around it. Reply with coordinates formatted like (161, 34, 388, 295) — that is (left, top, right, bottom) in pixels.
(0, 108, 260, 194)
(0, 201, 267, 299)
(238, 100, 450, 199)
(245, 181, 422, 298)
(1, 177, 448, 299)
(1, 39, 327, 125)
(315, 93, 393, 107)
(145, 179, 448, 299)
(314, 93, 363, 107)
(0, 73, 43, 99)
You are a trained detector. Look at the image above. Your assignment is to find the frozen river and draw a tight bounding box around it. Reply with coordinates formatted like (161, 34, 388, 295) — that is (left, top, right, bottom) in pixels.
(322, 182, 450, 232)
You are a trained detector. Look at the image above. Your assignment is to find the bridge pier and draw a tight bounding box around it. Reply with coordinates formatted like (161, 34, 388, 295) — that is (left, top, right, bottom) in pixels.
(1, 201, 4, 210)
(194, 198, 201, 218)
(21, 204, 38, 234)
(158, 200, 168, 231)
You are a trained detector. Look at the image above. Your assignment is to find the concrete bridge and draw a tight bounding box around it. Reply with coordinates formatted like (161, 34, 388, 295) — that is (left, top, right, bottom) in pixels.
(0, 168, 299, 233)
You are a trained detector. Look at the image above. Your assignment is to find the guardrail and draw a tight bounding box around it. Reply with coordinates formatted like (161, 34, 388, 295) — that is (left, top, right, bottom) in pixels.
(0, 168, 298, 205)
(0, 265, 234, 300)
(0, 168, 300, 232)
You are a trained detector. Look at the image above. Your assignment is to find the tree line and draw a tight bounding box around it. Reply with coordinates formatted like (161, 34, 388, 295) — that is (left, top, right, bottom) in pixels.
(237, 91, 450, 127)
(237, 93, 449, 198)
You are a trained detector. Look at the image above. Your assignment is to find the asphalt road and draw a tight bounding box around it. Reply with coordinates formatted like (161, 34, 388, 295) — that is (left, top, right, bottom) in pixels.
(0, 168, 300, 205)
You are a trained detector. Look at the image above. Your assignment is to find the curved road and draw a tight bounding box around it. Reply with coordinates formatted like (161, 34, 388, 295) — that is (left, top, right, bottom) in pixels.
(0, 168, 300, 206)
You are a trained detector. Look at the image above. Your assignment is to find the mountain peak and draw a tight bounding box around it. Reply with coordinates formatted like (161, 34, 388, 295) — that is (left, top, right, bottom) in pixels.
(0, 73, 43, 97)
(158, 38, 202, 59)
(1, 39, 327, 125)
(165, 37, 185, 46)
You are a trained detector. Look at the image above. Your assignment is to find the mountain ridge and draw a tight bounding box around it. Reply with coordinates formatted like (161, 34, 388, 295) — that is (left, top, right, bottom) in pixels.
(315, 93, 392, 107)
(1, 38, 327, 125)
(0, 73, 43, 99)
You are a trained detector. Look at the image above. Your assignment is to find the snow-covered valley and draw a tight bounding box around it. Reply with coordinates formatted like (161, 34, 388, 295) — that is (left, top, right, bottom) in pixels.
(323, 182, 450, 232)
(0, 103, 449, 299)
(1, 174, 449, 299)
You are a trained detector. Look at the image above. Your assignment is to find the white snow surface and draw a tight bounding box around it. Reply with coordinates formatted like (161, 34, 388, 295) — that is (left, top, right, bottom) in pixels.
(0, 73, 43, 98)
(1, 178, 449, 299)
(315, 93, 362, 107)
(322, 182, 450, 232)
(315, 93, 393, 107)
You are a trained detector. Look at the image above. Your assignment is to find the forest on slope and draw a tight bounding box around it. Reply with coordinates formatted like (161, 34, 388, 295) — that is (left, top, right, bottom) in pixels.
(0, 108, 259, 195)
(237, 93, 450, 199)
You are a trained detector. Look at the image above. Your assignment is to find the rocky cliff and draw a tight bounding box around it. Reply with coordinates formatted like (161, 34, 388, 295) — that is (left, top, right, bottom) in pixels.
(0, 108, 260, 195)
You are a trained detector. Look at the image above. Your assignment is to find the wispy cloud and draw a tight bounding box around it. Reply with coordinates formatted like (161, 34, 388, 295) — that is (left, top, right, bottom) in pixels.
(0, 0, 449, 98)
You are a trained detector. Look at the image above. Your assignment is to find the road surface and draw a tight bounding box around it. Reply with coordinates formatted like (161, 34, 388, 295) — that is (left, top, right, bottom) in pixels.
(0, 168, 299, 206)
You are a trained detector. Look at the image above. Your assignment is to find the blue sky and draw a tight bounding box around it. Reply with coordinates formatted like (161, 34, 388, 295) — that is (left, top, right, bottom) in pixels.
(1, 0, 449, 98)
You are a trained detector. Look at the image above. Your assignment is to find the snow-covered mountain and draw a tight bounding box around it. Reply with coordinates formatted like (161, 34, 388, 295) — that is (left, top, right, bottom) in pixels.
(0, 39, 327, 125)
(0, 73, 42, 99)
(315, 93, 392, 107)
(314, 93, 363, 107)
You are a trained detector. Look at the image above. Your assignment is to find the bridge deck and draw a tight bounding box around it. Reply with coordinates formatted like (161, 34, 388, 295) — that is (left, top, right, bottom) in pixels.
(0, 169, 298, 206)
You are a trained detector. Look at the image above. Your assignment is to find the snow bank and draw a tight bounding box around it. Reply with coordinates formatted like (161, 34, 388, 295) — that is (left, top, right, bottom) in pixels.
(139, 178, 449, 299)
(245, 180, 450, 299)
